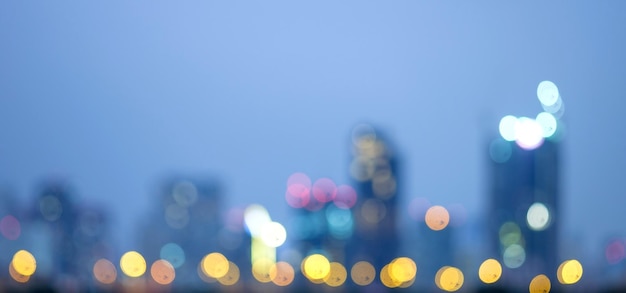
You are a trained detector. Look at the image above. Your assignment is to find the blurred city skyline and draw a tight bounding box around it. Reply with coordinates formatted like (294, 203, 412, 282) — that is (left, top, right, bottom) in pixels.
(1, 0, 626, 288)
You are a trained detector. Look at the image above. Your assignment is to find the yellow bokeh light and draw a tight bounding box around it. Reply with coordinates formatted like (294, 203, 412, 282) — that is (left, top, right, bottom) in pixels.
(150, 259, 175, 285)
(197, 262, 217, 283)
(478, 258, 502, 284)
(350, 261, 376, 286)
(303, 254, 331, 281)
(389, 257, 417, 283)
(324, 262, 347, 287)
(252, 257, 274, 283)
(425, 205, 450, 231)
(399, 275, 416, 288)
(380, 264, 401, 288)
(93, 258, 117, 285)
(9, 263, 30, 283)
(435, 266, 464, 292)
(529, 274, 551, 293)
(120, 251, 146, 278)
(557, 259, 582, 285)
(11, 250, 37, 276)
(201, 252, 229, 279)
(12, 250, 36, 277)
(270, 261, 295, 286)
(218, 261, 240, 286)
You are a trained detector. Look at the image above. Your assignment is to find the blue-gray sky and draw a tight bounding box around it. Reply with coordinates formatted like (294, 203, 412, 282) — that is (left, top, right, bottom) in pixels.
(1, 1, 625, 264)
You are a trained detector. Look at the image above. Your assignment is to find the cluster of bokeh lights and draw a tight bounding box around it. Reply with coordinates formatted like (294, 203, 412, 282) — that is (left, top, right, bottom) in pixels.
(1, 246, 584, 292)
(285, 172, 357, 211)
(497, 80, 563, 151)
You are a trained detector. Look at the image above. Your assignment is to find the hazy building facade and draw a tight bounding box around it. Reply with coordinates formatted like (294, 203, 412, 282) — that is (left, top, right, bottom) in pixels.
(488, 138, 560, 287)
(346, 125, 401, 277)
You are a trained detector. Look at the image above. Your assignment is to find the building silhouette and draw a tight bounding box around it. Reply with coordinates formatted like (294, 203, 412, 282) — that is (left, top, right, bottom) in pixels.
(487, 137, 560, 288)
(139, 176, 249, 290)
(346, 125, 401, 282)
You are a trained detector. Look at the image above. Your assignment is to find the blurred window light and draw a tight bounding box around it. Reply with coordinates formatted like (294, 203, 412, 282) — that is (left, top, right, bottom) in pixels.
(150, 259, 175, 285)
(286, 173, 312, 209)
(9, 263, 30, 283)
(287, 172, 312, 188)
(489, 138, 512, 163)
(537, 81, 560, 107)
(514, 117, 544, 150)
(535, 112, 558, 138)
(312, 178, 337, 203)
(499, 222, 522, 247)
(361, 198, 387, 224)
(260, 221, 287, 248)
(160, 243, 185, 269)
(478, 258, 502, 284)
(93, 258, 117, 285)
(503, 244, 526, 269)
(605, 240, 625, 264)
(39, 195, 63, 222)
(244, 204, 271, 237)
(217, 261, 240, 286)
(285, 184, 310, 209)
(12, 250, 36, 277)
(252, 257, 274, 283)
(526, 202, 550, 231)
(120, 251, 146, 278)
(269, 261, 294, 286)
(303, 254, 330, 281)
(542, 96, 565, 118)
(326, 205, 354, 240)
(557, 259, 583, 285)
(164, 204, 189, 229)
(172, 181, 198, 208)
(382, 264, 400, 288)
(324, 262, 347, 287)
(333, 185, 357, 209)
(425, 205, 450, 231)
(0, 215, 21, 240)
(350, 157, 376, 181)
(499, 115, 518, 142)
(351, 261, 376, 286)
(529, 274, 551, 293)
(201, 252, 229, 279)
(435, 266, 464, 292)
(372, 173, 397, 199)
(389, 257, 417, 283)
(380, 264, 401, 288)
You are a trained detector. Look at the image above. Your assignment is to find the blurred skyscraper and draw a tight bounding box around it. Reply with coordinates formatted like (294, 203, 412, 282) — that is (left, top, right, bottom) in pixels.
(487, 137, 559, 288)
(347, 124, 400, 279)
(31, 181, 112, 289)
(139, 176, 249, 290)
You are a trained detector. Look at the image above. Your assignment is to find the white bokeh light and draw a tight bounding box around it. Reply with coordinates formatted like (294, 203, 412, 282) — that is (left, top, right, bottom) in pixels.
(244, 204, 271, 237)
(260, 221, 287, 247)
(527, 203, 550, 231)
(499, 115, 518, 141)
(537, 81, 559, 107)
(535, 112, 557, 138)
(514, 117, 544, 150)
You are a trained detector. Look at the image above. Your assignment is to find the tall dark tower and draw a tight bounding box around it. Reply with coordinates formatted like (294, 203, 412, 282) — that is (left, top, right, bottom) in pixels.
(347, 124, 400, 274)
(488, 134, 559, 288)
